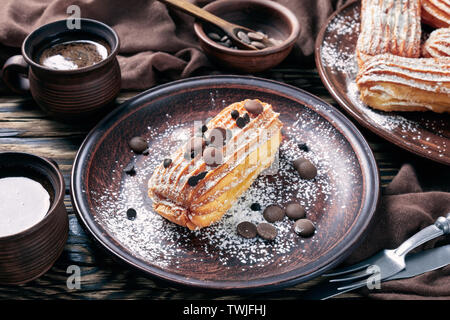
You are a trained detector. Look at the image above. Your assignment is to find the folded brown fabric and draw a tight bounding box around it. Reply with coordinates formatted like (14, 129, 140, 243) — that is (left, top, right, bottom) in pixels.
(0, 0, 351, 89)
(345, 164, 450, 300)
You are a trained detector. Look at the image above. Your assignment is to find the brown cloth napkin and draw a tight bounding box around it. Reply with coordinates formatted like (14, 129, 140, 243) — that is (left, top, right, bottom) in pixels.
(345, 164, 450, 300)
(0, 0, 351, 90)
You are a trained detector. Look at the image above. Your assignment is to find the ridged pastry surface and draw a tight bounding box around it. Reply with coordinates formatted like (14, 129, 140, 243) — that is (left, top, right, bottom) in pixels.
(356, 53, 450, 113)
(356, 0, 421, 67)
(148, 100, 283, 230)
(421, 0, 450, 28)
(423, 28, 450, 57)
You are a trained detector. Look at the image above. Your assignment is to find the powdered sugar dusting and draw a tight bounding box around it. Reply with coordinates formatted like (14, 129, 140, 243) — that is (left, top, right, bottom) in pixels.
(88, 103, 361, 271)
(321, 9, 359, 74)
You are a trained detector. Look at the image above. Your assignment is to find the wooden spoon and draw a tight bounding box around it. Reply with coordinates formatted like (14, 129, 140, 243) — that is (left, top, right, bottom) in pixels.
(159, 0, 274, 50)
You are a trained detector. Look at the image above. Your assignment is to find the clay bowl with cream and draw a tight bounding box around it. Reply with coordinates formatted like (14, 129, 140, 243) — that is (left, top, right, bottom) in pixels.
(0, 152, 68, 285)
(194, 0, 300, 73)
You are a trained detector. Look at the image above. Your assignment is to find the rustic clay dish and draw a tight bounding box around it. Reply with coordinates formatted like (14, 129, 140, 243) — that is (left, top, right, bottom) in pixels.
(1, 18, 121, 121)
(193, 0, 300, 73)
(0, 152, 68, 285)
(71, 76, 379, 292)
(315, 1, 450, 165)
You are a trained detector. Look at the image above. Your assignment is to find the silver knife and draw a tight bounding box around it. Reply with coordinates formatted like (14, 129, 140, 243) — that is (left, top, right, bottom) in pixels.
(302, 245, 450, 300)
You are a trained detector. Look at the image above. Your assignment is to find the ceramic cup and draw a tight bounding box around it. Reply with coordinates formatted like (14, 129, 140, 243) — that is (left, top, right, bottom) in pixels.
(1, 18, 121, 121)
(0, 152, 68, 285)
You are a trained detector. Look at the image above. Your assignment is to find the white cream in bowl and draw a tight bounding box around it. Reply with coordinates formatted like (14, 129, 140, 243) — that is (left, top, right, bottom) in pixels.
(0, 177, 51, 237)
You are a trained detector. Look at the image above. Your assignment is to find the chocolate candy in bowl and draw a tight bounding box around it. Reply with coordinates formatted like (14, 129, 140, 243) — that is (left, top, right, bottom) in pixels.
(0, 152, 68, 285)
(194, 0, 300, 73)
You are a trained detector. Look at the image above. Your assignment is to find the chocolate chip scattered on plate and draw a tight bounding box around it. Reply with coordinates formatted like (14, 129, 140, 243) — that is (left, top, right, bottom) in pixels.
(126, 208, 137, 221)
(285, 203, 306, 220)
(293, 157, 317, 180)
(263, 205, 285, 222)
(294, 219, 316, 237)
(123, 163, 136, 176)
(231, 109, 239, 119)
(298, 143, 309, 152)
(237, 221, 257, 239)
(129, 136, 148, 154)
(250, 202, 261, 211)
(257, 223, 277, 241)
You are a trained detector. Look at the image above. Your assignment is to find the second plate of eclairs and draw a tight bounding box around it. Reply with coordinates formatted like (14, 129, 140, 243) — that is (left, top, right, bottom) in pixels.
(316, 0, 450, 165)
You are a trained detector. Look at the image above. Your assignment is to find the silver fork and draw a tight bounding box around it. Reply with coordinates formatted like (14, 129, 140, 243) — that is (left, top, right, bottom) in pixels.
(323, 213, 450, 292)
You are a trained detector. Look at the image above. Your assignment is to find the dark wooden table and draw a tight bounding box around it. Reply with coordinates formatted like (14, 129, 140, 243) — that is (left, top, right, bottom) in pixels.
(0, 66, 449, 300)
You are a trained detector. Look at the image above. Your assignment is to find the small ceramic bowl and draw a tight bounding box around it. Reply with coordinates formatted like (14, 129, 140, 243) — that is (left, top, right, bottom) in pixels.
(194, 0, 300, 73)
(0, 152, 68, 285)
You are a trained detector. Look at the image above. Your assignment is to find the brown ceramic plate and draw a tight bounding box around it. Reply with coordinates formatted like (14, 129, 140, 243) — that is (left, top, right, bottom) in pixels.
(315, 1, 450, 166)
(71, 76, 379, 292)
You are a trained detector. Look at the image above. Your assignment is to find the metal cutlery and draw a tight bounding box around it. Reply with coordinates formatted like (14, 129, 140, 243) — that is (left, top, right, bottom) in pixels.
(317, 213, 450, 297)
(302, 244, 450, 299)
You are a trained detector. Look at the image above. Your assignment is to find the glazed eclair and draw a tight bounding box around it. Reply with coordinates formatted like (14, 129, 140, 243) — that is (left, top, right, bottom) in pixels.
(356, 53, 450, 113)
(356, 0, 422, 68)
(148, 99, 283, 230)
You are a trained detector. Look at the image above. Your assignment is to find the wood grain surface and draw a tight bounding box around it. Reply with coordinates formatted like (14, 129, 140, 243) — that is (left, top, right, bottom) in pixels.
(0, 66, 449, 300)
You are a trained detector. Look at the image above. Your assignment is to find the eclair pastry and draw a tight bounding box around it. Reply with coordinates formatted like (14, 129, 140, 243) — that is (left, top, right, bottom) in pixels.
(421, 0, 450, 28)
(422, 28, 450, 58)
(356, 53, 450, 113)
(148, 100, 283, 230)
(356, 0, 422, 68)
